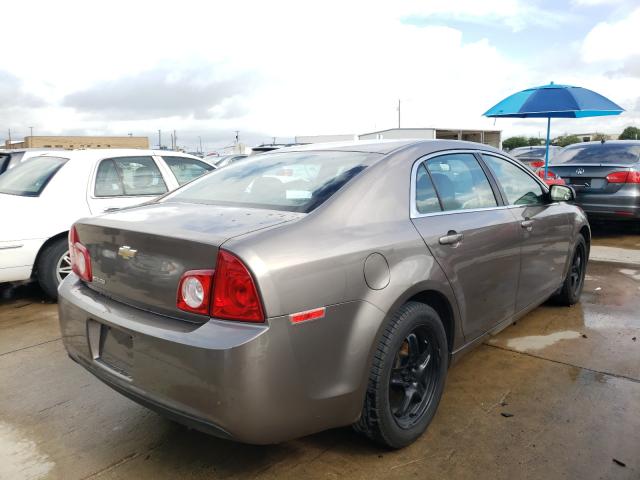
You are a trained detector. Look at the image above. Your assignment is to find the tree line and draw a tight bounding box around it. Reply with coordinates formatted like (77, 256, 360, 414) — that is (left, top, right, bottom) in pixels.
(503, 126, 640, 150)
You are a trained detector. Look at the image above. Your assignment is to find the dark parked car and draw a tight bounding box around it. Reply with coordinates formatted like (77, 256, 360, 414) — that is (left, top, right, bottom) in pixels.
(58, 140, 589, 448)
(547, 140, 640, 220)
(509, 145, 562, 169)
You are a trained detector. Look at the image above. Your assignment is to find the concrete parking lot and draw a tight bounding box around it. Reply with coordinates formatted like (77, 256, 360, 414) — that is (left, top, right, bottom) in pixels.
(1, 225, 639, 480)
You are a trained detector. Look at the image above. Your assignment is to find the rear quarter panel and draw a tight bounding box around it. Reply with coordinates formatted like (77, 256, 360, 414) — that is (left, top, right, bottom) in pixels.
(222, 145, 463, 417)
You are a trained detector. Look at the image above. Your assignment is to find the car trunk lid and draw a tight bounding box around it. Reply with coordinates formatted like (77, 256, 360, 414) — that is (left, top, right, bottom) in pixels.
(549, 164, 632, 195)
(75, 202, 302, 322)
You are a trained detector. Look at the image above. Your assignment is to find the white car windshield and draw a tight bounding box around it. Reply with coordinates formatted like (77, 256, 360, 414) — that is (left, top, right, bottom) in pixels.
(0, 156, 68, 196)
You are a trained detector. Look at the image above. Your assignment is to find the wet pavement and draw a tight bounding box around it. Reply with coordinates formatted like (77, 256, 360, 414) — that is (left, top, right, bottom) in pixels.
(1, 229, 639, 479)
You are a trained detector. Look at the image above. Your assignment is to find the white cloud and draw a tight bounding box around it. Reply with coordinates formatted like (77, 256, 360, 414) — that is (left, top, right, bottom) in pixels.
(582, 8, 640, 62)
(0, 0, 638, 148)
(397, 0, 567, 31)
(572, 0, 623, 5)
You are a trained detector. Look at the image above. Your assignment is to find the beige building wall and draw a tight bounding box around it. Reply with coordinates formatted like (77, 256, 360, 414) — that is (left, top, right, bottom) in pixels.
(358, 128, 502, 148)
(5, 136, 149, 149)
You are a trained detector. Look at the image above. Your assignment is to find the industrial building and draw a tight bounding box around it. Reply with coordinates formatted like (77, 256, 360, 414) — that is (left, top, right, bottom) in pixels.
(295, 134, 358, 144)
(4, 135, 149, 150)
(358, 128, 501, 148)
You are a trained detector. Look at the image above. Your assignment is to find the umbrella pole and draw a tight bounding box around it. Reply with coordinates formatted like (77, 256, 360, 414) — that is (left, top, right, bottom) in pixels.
(544, 116, 551, 179)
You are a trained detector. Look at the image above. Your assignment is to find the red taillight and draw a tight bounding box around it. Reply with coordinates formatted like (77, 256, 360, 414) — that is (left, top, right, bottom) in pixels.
(175, 250, 264, 322)
(606, 171, 640, 184)
(176, 270, 214, 315)
(530, 160, 545, 168)
(536, 169, 558, 179)
(212, 250, 264, 322)
(68, 225, 92, 282)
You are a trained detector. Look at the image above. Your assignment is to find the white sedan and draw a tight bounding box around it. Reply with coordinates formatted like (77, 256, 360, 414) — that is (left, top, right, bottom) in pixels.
(0, 149, 214, 298)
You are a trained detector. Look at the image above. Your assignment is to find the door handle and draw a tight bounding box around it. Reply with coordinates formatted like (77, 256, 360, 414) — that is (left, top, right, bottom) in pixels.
(439, 230, 464, 246)
(103, 207, 120, 213)
(521, 219, 534, 232)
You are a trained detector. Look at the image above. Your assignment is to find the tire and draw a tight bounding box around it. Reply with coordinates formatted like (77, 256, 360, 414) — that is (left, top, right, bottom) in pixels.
(354, 301, 448, 448)
(554, 234, 587, 306)
(36, 237, 71, 300)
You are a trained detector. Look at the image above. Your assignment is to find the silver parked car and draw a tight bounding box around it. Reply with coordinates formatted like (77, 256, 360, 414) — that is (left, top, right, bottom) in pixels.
(547, 140, 640, 220)
(58, 140, 589, 448)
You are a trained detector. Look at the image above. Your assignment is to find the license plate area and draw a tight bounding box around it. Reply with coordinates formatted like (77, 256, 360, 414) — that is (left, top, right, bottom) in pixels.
(566, 178, 605, 189)
(87, 319, 134, 379)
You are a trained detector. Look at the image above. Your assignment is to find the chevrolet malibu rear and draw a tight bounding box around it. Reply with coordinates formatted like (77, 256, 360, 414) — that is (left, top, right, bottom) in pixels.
(59, 140, 588, 448)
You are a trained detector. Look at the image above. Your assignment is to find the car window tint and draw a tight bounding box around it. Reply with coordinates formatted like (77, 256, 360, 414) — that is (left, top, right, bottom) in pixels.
(425, 153, 497, 211)
(162, 156, 213, 185)
(415, 163, 441, 214)
(552, 143, 640, 165)
(95, 156, 167, 197)
(483, 154, 545, 206)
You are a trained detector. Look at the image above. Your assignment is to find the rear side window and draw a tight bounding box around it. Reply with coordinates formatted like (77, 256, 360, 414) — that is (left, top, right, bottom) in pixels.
(425, 153, 497, 211)
(95, 156, 167, 197)
(162, 156, 213, 185)
(483, 155, 545, 206)
(0, 156, 67, 196)
(415, 164, 441, 214)
(553, 144, 640, 165)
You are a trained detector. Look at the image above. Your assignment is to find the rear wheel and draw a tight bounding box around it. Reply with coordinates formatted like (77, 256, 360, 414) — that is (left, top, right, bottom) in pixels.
(554, 234, 587, 306)
(36, 238, 71, 300)
(355, 302, 448, 448)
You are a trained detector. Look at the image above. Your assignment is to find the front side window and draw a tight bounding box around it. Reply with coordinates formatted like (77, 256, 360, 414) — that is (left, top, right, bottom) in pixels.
(162, 156, 213, 185)
(165, 150, 380, 213)
(425, 153, 497, 211)
(415, 163, 441, 214)
(0, 156, 68, 196)
(95, 156, 167, 197)
(483, 155, 545, 206)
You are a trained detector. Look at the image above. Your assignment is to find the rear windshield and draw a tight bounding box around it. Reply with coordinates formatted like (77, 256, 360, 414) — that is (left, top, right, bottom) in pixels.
(513, 147, 547, 159)
(552, 144, 640, 165)
(164, 150, 380, 213)
(0, 156, 68, 196)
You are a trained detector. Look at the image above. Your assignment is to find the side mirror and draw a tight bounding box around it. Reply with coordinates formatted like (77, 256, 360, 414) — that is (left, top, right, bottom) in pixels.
(549, 184, 574, 202)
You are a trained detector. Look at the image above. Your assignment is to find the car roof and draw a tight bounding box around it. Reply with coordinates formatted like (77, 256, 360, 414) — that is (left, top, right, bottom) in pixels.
(563, 140, 640, 148)
(268, 139, 503, 155)
(33, 149, 201, 161)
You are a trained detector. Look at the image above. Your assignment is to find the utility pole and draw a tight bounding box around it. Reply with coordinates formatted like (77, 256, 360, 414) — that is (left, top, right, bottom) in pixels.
(158, 129, 162, 149)
(398, 99, 401, 129)
(173, 130, 177, 151)
(29, 126, 34, 137)
(198, 136, 203, 153)
(7, 128, 11, 145)
(235, 130, 239, 144)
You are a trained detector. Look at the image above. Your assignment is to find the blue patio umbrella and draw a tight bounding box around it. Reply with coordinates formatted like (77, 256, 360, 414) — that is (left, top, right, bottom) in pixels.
(484, 82, 624, 177)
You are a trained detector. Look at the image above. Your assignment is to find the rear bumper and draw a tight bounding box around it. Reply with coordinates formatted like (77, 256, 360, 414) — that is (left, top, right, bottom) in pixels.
(574, 189, 640, 220)
(58, 275, 382, 444)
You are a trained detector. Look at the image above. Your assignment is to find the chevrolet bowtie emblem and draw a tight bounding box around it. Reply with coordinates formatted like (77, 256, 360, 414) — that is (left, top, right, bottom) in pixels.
(118, 246, 138, 260)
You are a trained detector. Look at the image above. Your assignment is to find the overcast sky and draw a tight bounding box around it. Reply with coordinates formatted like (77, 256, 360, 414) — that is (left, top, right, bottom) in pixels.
(1, 0, 639, 151)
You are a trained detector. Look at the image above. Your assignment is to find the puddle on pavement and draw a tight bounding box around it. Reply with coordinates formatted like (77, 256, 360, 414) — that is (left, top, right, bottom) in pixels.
(503, 331, 582, 351)
(0, 421, 54, 480)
